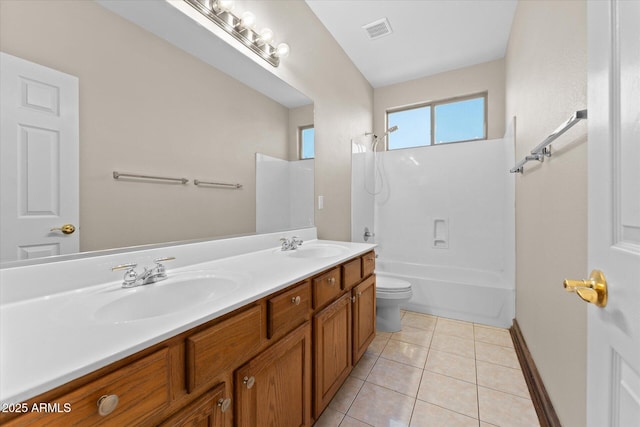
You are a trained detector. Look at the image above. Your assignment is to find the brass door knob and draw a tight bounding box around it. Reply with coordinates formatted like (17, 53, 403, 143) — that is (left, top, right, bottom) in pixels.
(51, 224, 76, 234)
(564, 270, 608, 307)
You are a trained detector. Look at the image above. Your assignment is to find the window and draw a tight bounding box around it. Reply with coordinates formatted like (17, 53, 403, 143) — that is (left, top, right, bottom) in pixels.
(299, 125, 314, 159)
(387, 93, 486, 150)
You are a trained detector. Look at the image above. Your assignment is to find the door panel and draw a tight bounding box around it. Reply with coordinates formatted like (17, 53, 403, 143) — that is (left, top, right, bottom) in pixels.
(587, 1, 640, 426)
(0, 52, 79, 262)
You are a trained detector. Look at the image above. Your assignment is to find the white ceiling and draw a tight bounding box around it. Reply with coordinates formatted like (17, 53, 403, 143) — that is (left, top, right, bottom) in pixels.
(305, 0, 518, 88)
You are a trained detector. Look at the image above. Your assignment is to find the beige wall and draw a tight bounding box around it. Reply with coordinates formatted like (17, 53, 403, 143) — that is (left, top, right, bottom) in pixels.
(374, 59, 505, 141)
(505, 1, 588, 426)
(0, 0, 291, 251)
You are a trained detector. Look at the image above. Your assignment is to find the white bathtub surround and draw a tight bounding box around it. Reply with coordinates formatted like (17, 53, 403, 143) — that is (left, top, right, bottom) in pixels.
(353, 135, 515, 328)
(0, 227, 375, 404)
(351, 135, 376, 243)
(255, 153, 314, 233)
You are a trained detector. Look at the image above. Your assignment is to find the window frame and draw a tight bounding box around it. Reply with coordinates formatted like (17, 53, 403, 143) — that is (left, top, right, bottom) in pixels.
(298, 124, 315, 160)
(385, 92, 488, 150)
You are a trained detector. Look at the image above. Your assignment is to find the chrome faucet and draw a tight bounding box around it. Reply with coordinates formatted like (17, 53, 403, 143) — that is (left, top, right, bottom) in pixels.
(280, 236, 303, 251)
(112, 257, 175, 288)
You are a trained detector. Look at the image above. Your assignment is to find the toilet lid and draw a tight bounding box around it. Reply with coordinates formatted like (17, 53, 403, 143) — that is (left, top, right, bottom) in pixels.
(376, 276, 412, 292)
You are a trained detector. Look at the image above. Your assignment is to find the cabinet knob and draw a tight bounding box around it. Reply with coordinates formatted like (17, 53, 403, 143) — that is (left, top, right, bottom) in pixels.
(217, 397, 232, 413)
(97, 394, 119, 416)
(291, 296, 301, 305)
(351, 296, 356, 303)
(243, 376, 255, 389)
(327, 277, 336, 285)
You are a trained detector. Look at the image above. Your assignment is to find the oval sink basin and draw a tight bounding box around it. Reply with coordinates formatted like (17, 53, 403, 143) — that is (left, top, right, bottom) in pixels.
(94, 271, 242, 323)
(281, 244, 350, 259)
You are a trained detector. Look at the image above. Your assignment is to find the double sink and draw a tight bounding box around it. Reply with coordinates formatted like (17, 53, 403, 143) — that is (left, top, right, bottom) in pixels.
(79, 242, 351, 323)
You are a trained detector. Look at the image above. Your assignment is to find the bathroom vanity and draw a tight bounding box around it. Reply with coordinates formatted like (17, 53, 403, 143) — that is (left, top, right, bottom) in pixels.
(0, 233, 376, 426)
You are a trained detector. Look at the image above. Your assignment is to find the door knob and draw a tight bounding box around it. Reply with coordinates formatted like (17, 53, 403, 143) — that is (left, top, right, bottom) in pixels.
(563, 270, 608, 307)
(50, 224, 76, 234)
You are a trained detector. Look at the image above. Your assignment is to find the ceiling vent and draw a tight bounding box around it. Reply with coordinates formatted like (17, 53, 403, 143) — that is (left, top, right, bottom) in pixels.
(362, 18, 393, 40)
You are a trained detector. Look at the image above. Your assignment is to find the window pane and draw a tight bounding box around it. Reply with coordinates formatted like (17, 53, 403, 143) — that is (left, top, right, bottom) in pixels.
(434, 97, 485, 144)
(300, 127, 314, 159)
(387, 106, 431, 150)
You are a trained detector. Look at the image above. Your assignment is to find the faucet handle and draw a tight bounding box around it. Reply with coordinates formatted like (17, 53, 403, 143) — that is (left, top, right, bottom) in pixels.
(111, 263, 137, 272)
(111, 263, 138, 287)
(152, 257, 174, 278)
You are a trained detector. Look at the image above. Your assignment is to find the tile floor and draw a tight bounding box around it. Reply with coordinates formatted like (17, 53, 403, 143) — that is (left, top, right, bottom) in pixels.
(315, 311, 540, 427)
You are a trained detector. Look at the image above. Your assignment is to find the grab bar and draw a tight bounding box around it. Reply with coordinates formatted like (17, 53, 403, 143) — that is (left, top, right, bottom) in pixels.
(113, 171, 189, 184)
(510, 109, 587, 173)
(194, 179, 242, 189)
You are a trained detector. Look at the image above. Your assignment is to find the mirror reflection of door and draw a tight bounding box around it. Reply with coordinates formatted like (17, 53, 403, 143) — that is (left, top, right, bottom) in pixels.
(0, 53, 79, 263)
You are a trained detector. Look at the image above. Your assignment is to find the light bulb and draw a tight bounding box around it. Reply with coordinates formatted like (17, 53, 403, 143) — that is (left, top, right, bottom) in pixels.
(259, 28, 274, 44)
(240, 11, 256, 29)
(217, 0, 234, 12)
(275, 43, 290, 58)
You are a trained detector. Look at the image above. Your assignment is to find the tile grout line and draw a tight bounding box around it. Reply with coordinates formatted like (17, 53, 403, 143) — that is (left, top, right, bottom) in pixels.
(330, 313, 533, 427)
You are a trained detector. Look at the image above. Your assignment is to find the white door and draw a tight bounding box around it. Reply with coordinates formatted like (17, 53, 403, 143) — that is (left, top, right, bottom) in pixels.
(0, 52, 79, 263)
(587, 1, 640, 426)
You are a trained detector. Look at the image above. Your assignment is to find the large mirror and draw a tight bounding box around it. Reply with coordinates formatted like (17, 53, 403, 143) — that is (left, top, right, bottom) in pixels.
(0, 0, 314, 265)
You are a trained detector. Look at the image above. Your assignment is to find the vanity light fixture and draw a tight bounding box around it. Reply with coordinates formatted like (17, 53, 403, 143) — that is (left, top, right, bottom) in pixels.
(183, 0, 290, 67)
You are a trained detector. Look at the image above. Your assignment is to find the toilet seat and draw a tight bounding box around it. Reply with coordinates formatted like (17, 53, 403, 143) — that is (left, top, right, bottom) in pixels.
(376, 276, 412, 299)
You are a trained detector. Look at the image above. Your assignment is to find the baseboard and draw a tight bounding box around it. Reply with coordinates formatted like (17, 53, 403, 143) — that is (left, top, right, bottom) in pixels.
(510, 319, 562, 427)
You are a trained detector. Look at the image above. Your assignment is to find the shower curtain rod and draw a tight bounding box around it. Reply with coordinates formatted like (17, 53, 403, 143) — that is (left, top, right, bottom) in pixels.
(510, 109, 587, 174)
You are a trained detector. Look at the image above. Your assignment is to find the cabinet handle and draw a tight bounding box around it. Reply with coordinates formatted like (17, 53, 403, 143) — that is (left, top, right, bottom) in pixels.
(291, 295, 301, 305)
(358, 291, 362, 296)
(217, 397, 232, 413)
(243, 376, 255, 389)
(327, 277, 336, 285)
(351, 296, 356, 303)
(97, 394, 119, 416)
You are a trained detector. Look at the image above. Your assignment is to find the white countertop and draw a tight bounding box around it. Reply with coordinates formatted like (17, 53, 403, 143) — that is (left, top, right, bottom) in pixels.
(0, 238, 376, 404)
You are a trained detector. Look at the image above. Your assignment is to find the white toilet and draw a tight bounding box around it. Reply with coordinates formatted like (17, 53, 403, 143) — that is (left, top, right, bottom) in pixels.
(375, 275, 413, 332)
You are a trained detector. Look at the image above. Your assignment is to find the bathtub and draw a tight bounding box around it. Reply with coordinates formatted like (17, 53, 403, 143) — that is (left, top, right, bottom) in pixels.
(375, 260, 515, 328)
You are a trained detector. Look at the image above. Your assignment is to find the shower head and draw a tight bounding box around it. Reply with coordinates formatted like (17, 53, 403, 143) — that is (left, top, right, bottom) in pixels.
(371, 125, 399, 150)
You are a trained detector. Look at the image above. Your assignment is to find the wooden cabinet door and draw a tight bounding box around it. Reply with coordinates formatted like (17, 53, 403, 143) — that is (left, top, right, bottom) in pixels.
(235, 322, 312, 427)
(352, 275, 376, 364)
(313, 292, 352, 418)
(158, 383, 228, 427)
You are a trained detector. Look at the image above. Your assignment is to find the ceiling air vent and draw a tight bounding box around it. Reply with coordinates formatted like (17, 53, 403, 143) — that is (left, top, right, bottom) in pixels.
(362, 18, 393, 40)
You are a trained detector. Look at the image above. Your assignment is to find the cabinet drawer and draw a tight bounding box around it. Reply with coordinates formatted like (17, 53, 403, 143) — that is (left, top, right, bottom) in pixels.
(268, 280, 311, 339)
(7, 349, 170, 426)
(313, 267, 342, 309)
(342, 258, 362, 290)
(186, 305, 263, 393)
(158, 383, 227, 427)
(362, 251, 376, 278)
